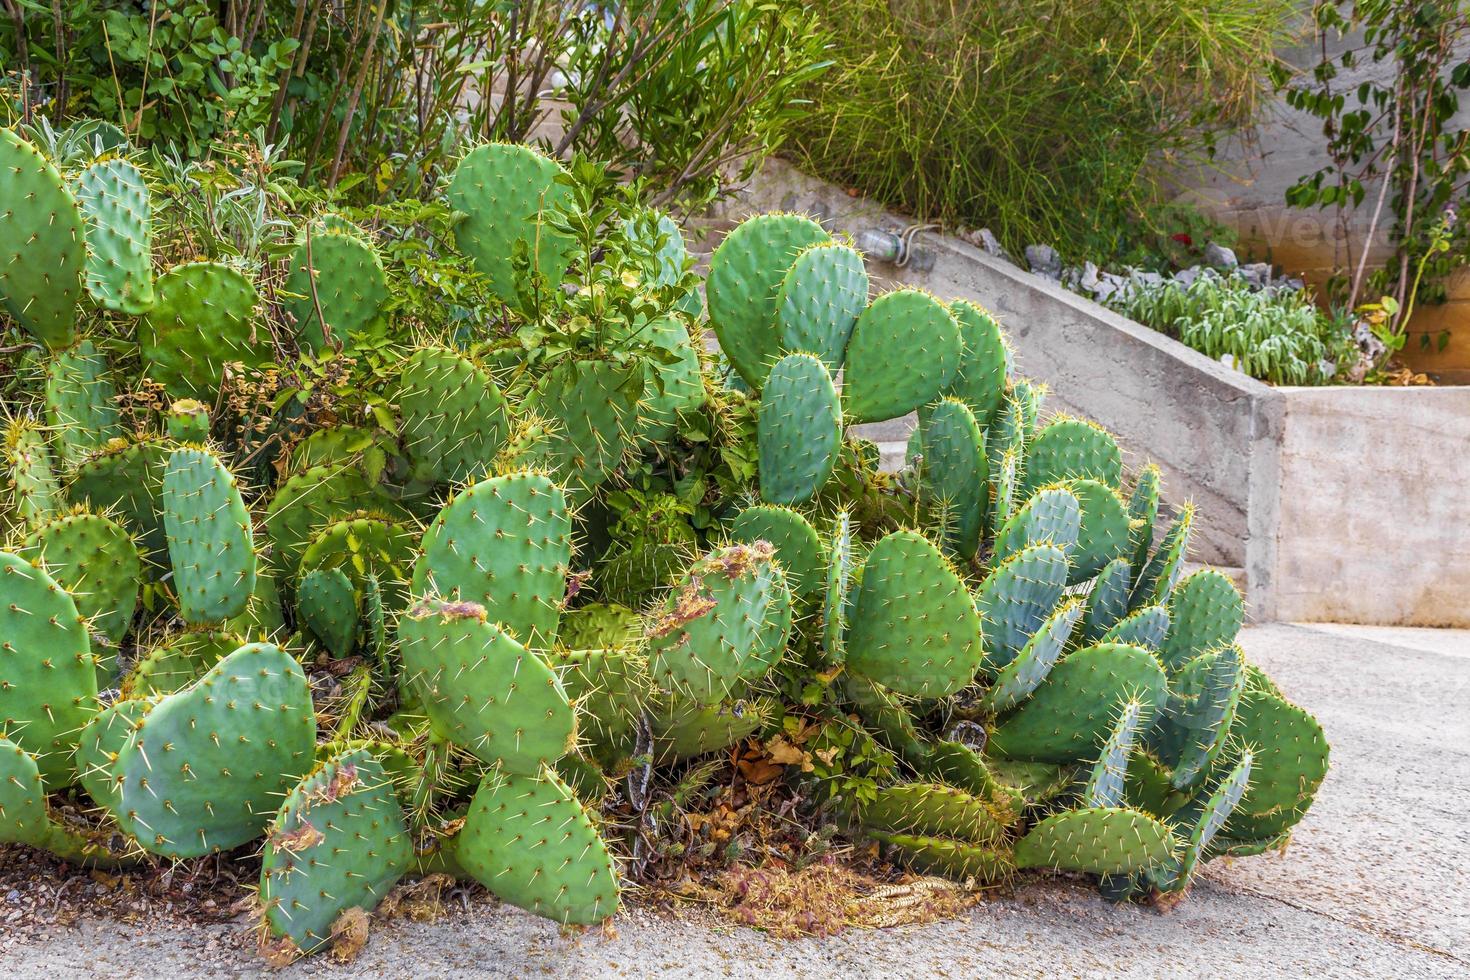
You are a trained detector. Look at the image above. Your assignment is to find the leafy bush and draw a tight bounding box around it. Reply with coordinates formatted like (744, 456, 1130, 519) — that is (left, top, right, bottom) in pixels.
(1106, 274, 1355, 385)
(0, 0, 829, 205)
(790, 0, 1295, 262)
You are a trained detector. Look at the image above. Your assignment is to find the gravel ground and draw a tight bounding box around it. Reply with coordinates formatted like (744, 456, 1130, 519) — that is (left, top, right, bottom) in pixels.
(4, 622, 1466, 979)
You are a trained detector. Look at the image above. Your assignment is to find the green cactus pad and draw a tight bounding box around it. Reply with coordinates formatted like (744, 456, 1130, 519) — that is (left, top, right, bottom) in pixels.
(976, 543, 1070, 669)
(1159, 569, 1244, 672)
(456, 766, 620, 925)
(1099, 605, 1170, 652)
(260, 747, 412, 953)
(558, 603, 643, 650)
(397, 346, 510, 486)
(1082, 698, 1145, 808)
(0, 551, 98, 786)
(4, 419, 61, 531)
(707, 213, 830, 388)
(1148, 750, 1253, 894)
(1064, 479, 1132, 584)
(0, 128, 85, 348)
(413, 471, 571, 647)
(111, 642, 316, 857)
(298, 567, 359, 657)
(1213, 690, 1328, 840)
(989, 643, 1167, 764)
(845, 530, 984, 698)
(730, 505, 825, 598)
(125, 628, 242, 697)
(1081, 557, 1133, 644)
(1126, 465, 1161, 577)
(400, 598, 575, 772)
(938, 300, 1009, 428)
(1131, 505, 1195, 609)
(525, 359, 642, 492)
(646, 542, 793, 703)
(916, 398, 988, 558)
(616, 315, 705, 445)
(992, 486, 1080, 565)
(44, 340, 123, 464)
(300, 513, 416, 613)
(164, 398, 210, 443)
(448, 143, 574, 311)
(1020, 418, 1123, 501)
(650, 696, 776, 763)
(162, 447, 256, 624)
(822, 511, 853, 662)
(914, 741, 1025, 822)
(843, 289, 963, 423)
(758, 352, 842, 505)
(287, 426, 388, 475)
(264, 462, 395, 579)
(72, 156, 154, 313)
(773, 242, 869, 371)
(75, 697, 153, 812)
(982, 599, 1083, 713)
(141, 261, 266, 399)
(985, 758, 1076, 809)
(68, 436, 170, 563)
(988, 447, 1021, 536)
(869, 831, 1015, 883)
(861, 782, 1010, 845)
(0, 735, 135, 867)
(547, 647, 652, 758)
(21, 510, 140, 648)
(1015, 806, 1175, 875)
(283, 220, 387, 352)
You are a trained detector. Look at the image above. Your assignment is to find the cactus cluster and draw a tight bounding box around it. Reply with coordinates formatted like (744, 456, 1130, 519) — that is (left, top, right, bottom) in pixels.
(0, 127, 1328, 961)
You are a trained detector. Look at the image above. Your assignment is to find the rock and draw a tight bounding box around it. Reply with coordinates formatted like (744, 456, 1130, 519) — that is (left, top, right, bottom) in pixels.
(1203, 242, 1238, 271)
(1025, 244, 1062, 280)
(1173, 266, 1201, 287)
(1283, 276, 1306, 291)
(975, 228, 1003, 258)
(1130, 270, 1165, 289)
(1240, 262, 1272, 289)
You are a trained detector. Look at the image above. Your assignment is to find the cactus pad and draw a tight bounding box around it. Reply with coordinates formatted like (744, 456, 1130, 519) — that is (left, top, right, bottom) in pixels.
(162, 447, 257, 624)
(448, 143, 574, 310)
(264, 463, 394, 579)
(822, 511, 853, 661)
(1020, 418, 1122, 499)
(68, 436, 170, 562)
(1214, 690, 1328, 840)
(916, 398, 988, 558)
(861, 782, 1010, 845)
(75, 697, 153, 811)
(992, 486, 1080, 564)
(707, 213, 829, 387)
(141, 261, 266, 399)
(397, 346, 510, 486)
(111, 642, 316, 857)
(1131, 505, 1195, 609)
(525, 359, 642, 491)
(125, 628, 242, 697)
(1064, 479, 1132, 584)
(1099, 605, 1170, 652)
(773, 242, 868, 371)
(646, 542, 793, 703)
(4, 419, 61, 531)
(1159, 569, 1244, 672)
(72, 156, 154, 313)
(1015, 806, 1175, 875)
(0, 128, 85, 348)
(989, 643, 1167, 763)
(869, 832, 1015, 883)
(982, 598, 1082, 713)
(260, 747, 412, 953)
(843, 289, 962, 423)
(650, 696, 775, 763)
(757, 353, 842, 505)
(729, 505, 825, 598)
(976, 543, 1070, 669)
(413, 471, 572, 647)
(938, 300, 1009, 427)
(1082, 698, 1145, 808)
(456, 766, 619, 925)
(400, 599, 575, 772)
(298, 567, 359, 656)
(283, 220, 387, 352)
(44, 340, 123, 463)
(1081, 557, 1133, 644)
(845, 530, 984, 698)
(21, 510, 141, 648)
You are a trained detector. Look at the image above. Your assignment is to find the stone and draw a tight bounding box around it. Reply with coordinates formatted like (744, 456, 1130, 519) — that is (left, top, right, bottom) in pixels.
(1203, 242, 1238, 271)
(1239, 262, 1272, 289)
(1025, 244, 1062, 280)
(1173, 266, 1201, 288)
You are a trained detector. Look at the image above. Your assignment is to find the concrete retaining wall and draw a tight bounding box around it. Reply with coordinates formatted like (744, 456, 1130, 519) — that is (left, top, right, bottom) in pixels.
(716, 159, 1470, 626)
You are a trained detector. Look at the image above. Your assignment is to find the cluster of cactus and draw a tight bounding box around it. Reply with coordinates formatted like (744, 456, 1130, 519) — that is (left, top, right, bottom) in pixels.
(0, 125, 1327, 961)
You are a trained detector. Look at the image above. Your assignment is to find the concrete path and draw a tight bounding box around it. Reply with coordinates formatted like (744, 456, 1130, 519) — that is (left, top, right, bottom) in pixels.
(4, 623, 1466, 978)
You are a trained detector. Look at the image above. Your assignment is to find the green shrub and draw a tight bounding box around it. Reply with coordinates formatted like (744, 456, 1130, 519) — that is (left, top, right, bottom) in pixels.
(791, 0, 1295, 262)
(1105, 274, 1355, 385)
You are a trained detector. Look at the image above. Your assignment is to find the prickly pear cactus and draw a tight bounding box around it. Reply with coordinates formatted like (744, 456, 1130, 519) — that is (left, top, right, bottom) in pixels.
(72, 156, 154, 313)
(0, 128, 85, 347)
(283, 218, 387, 352)
(140, 261, 266, 399)
(162, 447, 257, 624)
(843, 289, 962, 423)
(757, 352, 842, 505)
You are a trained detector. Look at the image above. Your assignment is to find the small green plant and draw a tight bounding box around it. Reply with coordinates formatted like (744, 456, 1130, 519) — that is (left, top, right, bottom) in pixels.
(1106, 274, 1355, 385)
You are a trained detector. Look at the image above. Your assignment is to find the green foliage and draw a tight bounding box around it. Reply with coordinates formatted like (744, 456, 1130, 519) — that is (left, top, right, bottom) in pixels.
(1105, 273, 1355, 385)
(793, 0, 1296, 262)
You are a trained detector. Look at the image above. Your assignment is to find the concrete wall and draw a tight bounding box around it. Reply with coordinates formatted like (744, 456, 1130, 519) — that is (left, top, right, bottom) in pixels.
(1273, 387, 1470, 625)
(1180, 24, 1470, 379)
(717, 158, 1470, 626)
